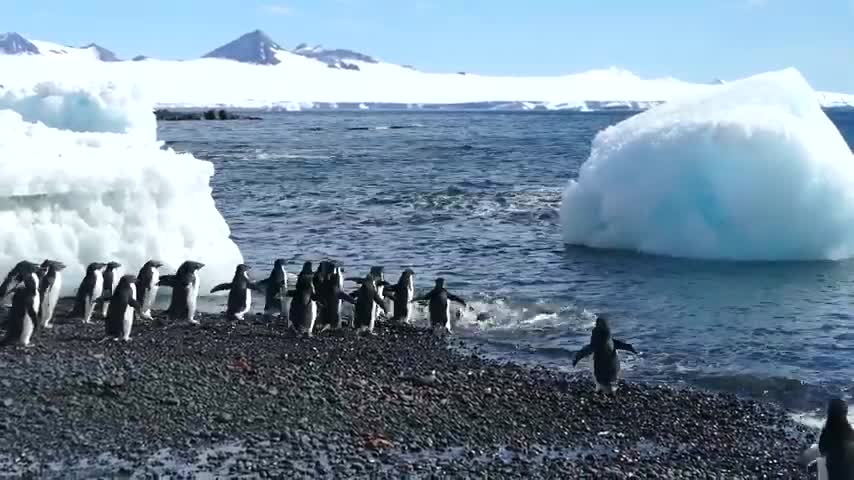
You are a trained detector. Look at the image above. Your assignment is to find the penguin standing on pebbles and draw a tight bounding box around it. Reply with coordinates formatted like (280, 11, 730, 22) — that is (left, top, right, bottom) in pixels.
(385, 269, 416, 324)
(287, 274, 319, 336)
(317, 264, 356, 332)
(352, 275, 388, 335)
(135, 260, 163, 321)
(256, 259, 288, 321)
(211, 264, 257, 321)
(71, 262, 107, 324)
(38, 260, 66, 329)
(158, 261, 205, 325)
(104, 275, 141, 342)
(413, 278, 467, 335)
(1, 271, 39, 347)
(572, 315, 638, 394)
(801, 398, 854, 480)
(99, 262, 122, 318)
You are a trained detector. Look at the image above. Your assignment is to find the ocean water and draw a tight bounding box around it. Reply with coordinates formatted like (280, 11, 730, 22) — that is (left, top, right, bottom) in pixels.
(159, 110, 854, 414)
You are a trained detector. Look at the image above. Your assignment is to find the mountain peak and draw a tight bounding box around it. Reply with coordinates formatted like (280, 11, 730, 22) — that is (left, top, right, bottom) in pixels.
(203, 30, 283, 65)
(0, 32, 39, 55)
(82, 43, 121, 62)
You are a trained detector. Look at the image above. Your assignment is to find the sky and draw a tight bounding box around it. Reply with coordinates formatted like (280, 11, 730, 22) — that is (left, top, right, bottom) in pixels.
(4, 0, 854, 92)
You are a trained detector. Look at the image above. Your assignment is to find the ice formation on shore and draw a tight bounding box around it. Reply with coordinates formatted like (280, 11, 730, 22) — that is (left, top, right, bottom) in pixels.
(560, 68, 854, 261)
(0, 81, 243, 293)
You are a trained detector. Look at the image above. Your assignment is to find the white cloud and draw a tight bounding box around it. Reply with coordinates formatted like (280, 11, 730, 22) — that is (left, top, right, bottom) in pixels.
(261, 4, 292, 15)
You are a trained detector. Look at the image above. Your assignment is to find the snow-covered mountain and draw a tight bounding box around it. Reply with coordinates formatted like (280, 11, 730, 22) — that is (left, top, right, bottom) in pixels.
(0, 32, 38, 55)
(202, 30, 284, 65)
(0, 30, 852, 111)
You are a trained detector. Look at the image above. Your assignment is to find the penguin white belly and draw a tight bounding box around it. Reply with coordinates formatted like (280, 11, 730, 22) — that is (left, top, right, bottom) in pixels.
(45, 274, 61, 326)
(373, 285, 384, 320)
(143, 268, 160, 318)
(21, 295, 36, 346)
(187, 273, 200, 323)
(101, 277, 113, 318)
(123, 284, 136, 341)
(404, 283, 414, 322)
(306, 300, 317, 336)
(444, 303, 452, 333)
(238, 288, 251, 319)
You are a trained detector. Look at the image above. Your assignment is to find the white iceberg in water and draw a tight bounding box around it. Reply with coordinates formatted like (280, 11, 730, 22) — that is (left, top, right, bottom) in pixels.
(0, 81, 243, 294)
(560, 68, 854, 261)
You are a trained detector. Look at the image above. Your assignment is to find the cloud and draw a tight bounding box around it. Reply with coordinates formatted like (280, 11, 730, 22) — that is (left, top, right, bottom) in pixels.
(260, 4, 292, 15)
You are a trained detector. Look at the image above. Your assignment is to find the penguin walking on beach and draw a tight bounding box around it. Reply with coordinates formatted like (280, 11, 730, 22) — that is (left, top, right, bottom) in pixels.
(135, 260, 164, 321)
(38, 260, 66, 329)
(413, 278, 467, 335)
(255, 259, 288, 321)
(99, 261, 122, 318)
(348, 266, 390, 324)
(104, 275, 141, 342)
(158, 261, 205, 325)
(287, 273, 320, 336)
(385, 269, 416, 323)
(572, 315, 638, 394)
(71, 262, 107, 324)
(211, 264, 258, 321)
(801, 398, 854, 480)
(317, 264, 356, 332)
(1, 271, 39, 347)
(352, 274, 389, 335)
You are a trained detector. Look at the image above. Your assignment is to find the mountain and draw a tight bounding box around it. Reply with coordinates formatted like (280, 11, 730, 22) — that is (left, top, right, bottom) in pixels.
(0, 32, 38, 55)
(202, 30, 284, 65)
(82, 43, 120, 62)
(132, 55, 149, 62)
(293, 43, 378, 70)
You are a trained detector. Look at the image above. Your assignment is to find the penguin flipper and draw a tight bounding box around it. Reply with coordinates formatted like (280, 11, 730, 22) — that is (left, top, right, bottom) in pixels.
(157, 275, 177, 287)
(210, 283, 232, 294)
(129, 298, 142, 310)
(573, 344, 593, 367)
(614, 339, 638, 354)
(339, 292, 356, 305)
(448, 293, 467, 307)
(373, 293, 388, 313)
(249, 281, 265, 292)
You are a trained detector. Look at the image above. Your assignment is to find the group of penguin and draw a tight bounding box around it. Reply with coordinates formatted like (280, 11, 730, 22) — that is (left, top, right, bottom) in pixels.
(0, 258, 470, 347)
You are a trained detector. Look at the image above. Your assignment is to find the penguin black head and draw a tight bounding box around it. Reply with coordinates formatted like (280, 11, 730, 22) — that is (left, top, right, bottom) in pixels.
(106, 261, 122, 270)
(87, 262, 107, 273)
(595, 315, 610, 331)
(273, 258, 286, 268)
(828, 398, 850, 425)
(119, 274, 137, 284)
(403, 268, 415, 276)
(185, 261, 205, 271)
(147, 260, 165, 269)
(235, 264, 251, 277)
(435, 277, 446, 288)
(14, 260, 40, 275)
(370, 266, 384, 277)
(41, 260, 67, 271)
(301, 261, 313, 274)
(591, 315, 612, 345)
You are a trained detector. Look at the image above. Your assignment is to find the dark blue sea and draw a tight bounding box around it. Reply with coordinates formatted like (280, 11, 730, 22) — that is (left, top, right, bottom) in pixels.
(159, 110, 854, 421)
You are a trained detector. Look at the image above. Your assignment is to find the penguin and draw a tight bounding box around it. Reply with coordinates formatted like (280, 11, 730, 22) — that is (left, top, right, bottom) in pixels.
(413, 277, 467, 335)
(135, 260, 164, 321)
(1, 271, 39, 347)
(210, 264, 258, 321)
(71, 262, 107, 324)
(104, 275, 141, 341)
(286, 274, 319, 336)
(385, 269, 416, 323)
(0, 260, 40, 303)
(352, 274, 389, 335)
(99, 261, 122, 318)
(572, 315, 638, 394)
(255, 259, 287, 321)
(38, 260, 66, 329)
(297, 261, 314, 290)
(158, 261, 205, 324)
(317, 264, 356, 332)
(348, 266, 390, 324)
(800, 398, 854, 480)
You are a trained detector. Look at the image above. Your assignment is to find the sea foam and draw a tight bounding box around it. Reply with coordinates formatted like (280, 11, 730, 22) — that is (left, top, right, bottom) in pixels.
(560, 68, 854, 261)
(0, 81, 243, 294)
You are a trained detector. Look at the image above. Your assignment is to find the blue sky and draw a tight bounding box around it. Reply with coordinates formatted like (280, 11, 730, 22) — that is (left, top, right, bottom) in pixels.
(5, 0, 854, 91)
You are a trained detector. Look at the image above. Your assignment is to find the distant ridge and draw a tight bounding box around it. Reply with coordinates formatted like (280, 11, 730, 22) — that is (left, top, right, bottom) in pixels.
(0, 32, 38, 55)
(202, 30, 284, 65)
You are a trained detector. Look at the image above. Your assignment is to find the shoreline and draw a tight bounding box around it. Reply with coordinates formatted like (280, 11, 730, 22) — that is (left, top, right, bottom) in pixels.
(0, 309, 818, 478)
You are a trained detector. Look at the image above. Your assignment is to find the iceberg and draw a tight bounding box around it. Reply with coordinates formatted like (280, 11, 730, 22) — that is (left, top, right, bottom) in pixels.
(560, 68, 854, 261)
(0, 81, 243, 294)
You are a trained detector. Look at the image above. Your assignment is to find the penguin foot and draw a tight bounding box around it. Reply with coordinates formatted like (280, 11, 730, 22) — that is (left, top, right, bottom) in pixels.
(188, 319, 200, 326)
